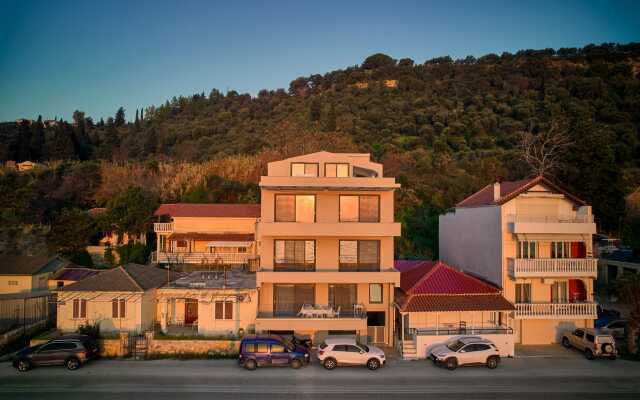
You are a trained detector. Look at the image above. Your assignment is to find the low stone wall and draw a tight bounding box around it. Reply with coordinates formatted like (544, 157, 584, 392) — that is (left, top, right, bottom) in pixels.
(30, 337, 126, 357)
(148, 339, 239, 355)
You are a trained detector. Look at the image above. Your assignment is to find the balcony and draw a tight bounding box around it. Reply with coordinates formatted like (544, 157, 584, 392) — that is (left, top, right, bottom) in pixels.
(259, 222, 401, 237)
(508, 258, 598, 278)
(506, 214, 596, 235)
(154, 223, 174, 233)
(153, 251, 259, 268)
(256, 268, 400, 285)
(255, 303, 368, 332)
(515, 302, 597, 319)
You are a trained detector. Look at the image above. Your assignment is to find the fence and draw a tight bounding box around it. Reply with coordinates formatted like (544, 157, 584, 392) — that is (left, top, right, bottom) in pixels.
(0, 292, 56, 335)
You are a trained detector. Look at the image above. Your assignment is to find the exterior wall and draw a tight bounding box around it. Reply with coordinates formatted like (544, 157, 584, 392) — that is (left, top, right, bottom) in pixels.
(57, 291, 146, 333)
(171, 217, 257, 234)
(518, 319, 592, 344)
(0, 273, 48, 294)
(148, 339, 240, 354)
(439, 206, 503, 286)
(266, 152, 383, 177)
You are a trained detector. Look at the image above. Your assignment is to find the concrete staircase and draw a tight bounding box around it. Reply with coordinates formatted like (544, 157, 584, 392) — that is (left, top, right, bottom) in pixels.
(402, 340, 418, 360)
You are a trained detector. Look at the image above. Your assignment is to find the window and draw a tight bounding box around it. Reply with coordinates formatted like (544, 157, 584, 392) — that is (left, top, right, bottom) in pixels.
(339, 195, 379, 222)
(369, 283, 383, 304)
(291, 163, 318, 177)
(112, 299, 126, 318)
(573, 329, 584, 337)
(551, 242, 571, 259)
(345, 345, 362, 353)
(275, 195, 315, 222)
(273, 284, 315, 316)
(244, 343, 256, 353)
(339, 240, 380, 271)
(271, 343, 286, 353)
(40, 343, 72, 352)
(325, 163, 349, 177)
(176, 240, 187, 248)
(274, 240, 315, 270)
(237, 247, 247, 253)
(517, 241, 537, 259)
(73, 299, 87, 319)
(329, 284, 357, 311)
(586, 333, 595, 343)
(515, 283, 531, 303)
(256, 343, 269, 353)
(551, 281, 568, 303)
(57, 281, 64, 288)
(215, 301, 234, 320)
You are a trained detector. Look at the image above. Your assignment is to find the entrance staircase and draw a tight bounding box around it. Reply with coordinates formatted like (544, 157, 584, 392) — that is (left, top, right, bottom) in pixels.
(402, 340, 418, 360)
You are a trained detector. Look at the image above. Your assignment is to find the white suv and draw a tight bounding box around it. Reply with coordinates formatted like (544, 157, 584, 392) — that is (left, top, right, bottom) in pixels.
(317, 337, 386, 370)
(429, 336, 500, 370)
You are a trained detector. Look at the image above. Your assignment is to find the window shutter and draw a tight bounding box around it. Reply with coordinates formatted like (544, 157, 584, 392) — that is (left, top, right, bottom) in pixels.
(112, 299, 119, 318)
(224, 301, 233, 320)
(215, 301, 224, 319)
(73, 299, 79, 318)
(80, 299, 87, 318)
(120, 299, 126, 318)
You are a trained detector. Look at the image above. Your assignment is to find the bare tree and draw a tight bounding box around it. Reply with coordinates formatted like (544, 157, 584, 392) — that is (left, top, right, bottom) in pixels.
(519, 123, 573, 176)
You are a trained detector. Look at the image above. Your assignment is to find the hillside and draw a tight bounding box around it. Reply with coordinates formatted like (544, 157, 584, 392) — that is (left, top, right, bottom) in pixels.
(1, 43, 640, 260)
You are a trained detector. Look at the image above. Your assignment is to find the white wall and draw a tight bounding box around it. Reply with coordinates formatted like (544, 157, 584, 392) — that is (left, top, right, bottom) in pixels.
(416, 333, 514, 358)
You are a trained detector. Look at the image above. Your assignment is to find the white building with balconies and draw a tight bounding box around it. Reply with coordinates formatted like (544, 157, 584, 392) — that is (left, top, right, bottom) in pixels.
(439, 175, 598, 344)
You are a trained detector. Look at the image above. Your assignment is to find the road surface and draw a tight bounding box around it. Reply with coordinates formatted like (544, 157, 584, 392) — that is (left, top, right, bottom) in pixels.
(1, 355, 639, 399)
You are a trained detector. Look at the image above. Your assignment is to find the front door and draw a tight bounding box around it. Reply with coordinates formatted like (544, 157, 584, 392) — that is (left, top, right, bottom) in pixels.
(185, 299, 198, 325)
(569, 279, 587, 303)
(367, 311, 386, 344)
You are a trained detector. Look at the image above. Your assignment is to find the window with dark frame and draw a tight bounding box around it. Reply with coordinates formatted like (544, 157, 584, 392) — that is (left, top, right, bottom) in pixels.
(274, 240, 315, 270)
(73, 299, 87, 319)
(339, 240, 380, 271)
(111, 298, 126, 318)
(275, 194, 315, 222)
(214, 301, 233, 320)
(369, 283, 383, 304)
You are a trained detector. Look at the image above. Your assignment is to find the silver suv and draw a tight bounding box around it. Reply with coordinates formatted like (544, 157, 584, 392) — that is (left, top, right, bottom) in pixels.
(317, 337, 386, 370)
(429, 336, 500, 370)
(562, 328, 617, 360)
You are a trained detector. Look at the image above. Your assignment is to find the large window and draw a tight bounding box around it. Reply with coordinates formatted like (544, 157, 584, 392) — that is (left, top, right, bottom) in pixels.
(551, 242, 571, 259)
(325, 163, 349, 177)
(215, 301, 233, 320)
(291, 163, 318, 177)
(515, 283, 531, 303)
(339, 195, 379, 222)
(551, 281, 568, 303)
(275, 194, 315, 222)
(329, 284, 357, 313)
(339, 240, 380, 271)
(273, 284, 315, 316)
(516, 241, 537, 259)
(274, 240, 315, 270)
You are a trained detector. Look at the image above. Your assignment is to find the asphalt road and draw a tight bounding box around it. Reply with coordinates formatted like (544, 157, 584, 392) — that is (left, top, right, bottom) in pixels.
(1, 354, 639, 400)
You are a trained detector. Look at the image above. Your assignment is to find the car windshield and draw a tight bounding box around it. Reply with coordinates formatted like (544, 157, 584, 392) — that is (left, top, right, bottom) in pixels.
(356, 341, 369, 352)
(447, 340, 465, 352)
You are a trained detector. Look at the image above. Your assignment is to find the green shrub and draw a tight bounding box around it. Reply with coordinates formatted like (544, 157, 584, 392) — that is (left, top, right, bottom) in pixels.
(76, 322, 100, 338)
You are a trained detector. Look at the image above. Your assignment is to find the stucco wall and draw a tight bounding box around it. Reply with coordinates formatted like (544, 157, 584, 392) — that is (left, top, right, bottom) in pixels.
(57, 291, 146, 333)
(171, 217, 257, 234)
(0, 273, 48, 294)
(266, 152, 382, 177)
(519, 319, 592, 344)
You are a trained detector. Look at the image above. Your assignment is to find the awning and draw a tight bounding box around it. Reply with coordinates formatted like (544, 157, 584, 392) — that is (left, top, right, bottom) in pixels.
(514, 233, 590, 241)
(207, 241, 252, 247)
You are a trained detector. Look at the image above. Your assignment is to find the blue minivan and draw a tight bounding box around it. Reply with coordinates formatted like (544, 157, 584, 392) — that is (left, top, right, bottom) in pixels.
(239, 335, 310, 370)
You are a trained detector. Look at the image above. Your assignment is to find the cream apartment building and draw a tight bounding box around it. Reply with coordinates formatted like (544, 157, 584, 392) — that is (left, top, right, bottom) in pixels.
(255, 151, 401, 345)
(439, 176, 598, 344)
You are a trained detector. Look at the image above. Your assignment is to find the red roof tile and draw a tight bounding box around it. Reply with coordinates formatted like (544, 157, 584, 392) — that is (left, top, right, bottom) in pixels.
(456, 175, 586, 208)
(401, 294, 515, 312)
(167, 233, 254, 242)
(155, 203, 261, 218)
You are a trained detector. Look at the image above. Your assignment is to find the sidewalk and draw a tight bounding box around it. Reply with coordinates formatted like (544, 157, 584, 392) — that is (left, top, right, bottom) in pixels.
(515, 344, 580, 359)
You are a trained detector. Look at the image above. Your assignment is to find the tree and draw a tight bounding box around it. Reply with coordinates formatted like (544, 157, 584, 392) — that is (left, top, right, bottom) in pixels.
(323, 102, 337, 132)
(362, 53, 396, 70)
(104, 187, 158, 237)
(114, 107, 126, 127)
(616, 273, 640, 355)
(519, 123, 572, 176)
(47, 208, 96, 258)
(309, 98, 322, 122)
(116, 243, 149, 265)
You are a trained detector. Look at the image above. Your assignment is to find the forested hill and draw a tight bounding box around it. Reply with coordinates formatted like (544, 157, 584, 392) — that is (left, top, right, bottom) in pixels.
(2, 43, 640, 259)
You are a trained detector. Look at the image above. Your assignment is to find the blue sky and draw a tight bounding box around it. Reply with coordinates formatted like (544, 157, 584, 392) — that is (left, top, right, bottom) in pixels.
(1, 0, 638, 121)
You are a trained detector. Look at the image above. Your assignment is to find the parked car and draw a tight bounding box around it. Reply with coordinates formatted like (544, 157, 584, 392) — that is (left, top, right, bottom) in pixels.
(429, 336, 501, 370)
(11, 334, 99, 372)
(561, 328, 617, 360)
(238, 335, 310, 370)
(596, 319, 628, 340)
(317, 337, 386, 370)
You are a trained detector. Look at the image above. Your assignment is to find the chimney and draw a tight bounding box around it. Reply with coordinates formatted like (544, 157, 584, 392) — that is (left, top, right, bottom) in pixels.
(493, 182, 501, 202)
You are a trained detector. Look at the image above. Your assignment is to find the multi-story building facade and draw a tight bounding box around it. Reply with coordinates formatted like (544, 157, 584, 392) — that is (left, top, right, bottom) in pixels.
(153, 203, 260, 268)
(255, 151, 401, 345)
(439, 176, 598, 344)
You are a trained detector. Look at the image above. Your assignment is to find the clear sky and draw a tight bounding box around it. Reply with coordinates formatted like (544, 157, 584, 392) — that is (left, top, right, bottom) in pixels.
(1, 0, 638, 122)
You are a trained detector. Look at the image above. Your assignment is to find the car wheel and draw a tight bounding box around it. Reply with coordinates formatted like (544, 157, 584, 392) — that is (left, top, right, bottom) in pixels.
(366, 358, 380, 371)
(244, 359, 257, 371)
(290, 359, 302, 369)
(65, 357, 80, 371)
(584, 349, 595, 360)
(486, 356, 499, 369)
(16, 359, 31, 372)
(602, 344, 614, 354)
(323, 357, 337, 370)
(562, 337, 571, 348)
(445, 357, 458, 371)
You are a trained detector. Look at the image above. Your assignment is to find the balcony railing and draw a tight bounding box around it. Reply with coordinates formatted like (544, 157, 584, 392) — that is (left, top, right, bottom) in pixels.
(153, 251, 259, 267)
(507, 214, 594, 224)
(412, 326, 514, 337)
(339, 264, 380, 272)
(515, 302, 597, 319)
(508, 258, 598, 278)
(274, 264, 316, 272)
(258, 303, 366, 319)
(154, 222, 174, 233)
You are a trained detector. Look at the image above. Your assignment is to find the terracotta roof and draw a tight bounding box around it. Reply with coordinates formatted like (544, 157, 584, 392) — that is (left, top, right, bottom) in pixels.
(167, 233, 255, 242)
(456, 175, 586, 208)
(0, 256, 64, 276)
(59, 264, 180, 292)
(396, 260, 514, 312)
(51, 267, 102, 282)
(155, 203, 260, 218)
(401, 294, 515, 312)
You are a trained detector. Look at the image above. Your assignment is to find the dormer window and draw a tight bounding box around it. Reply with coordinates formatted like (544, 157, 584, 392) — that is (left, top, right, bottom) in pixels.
(325, 163, 350, 177)
(291, 163, 318, 177)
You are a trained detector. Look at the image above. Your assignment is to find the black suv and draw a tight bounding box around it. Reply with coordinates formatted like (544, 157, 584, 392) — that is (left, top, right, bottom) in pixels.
(12, 334, 99, 372)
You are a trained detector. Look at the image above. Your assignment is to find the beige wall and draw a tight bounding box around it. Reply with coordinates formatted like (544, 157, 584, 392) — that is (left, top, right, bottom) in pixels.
(518, 319, 592, 344)
(266, 152, 383, 177)
(172, 217, 257, 233)
(57, 291, 152, 333)
(0, 273, 49, 294)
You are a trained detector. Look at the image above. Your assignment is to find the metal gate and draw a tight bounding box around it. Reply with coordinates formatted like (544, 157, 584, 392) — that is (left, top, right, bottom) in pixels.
(128, 333, 148, 360)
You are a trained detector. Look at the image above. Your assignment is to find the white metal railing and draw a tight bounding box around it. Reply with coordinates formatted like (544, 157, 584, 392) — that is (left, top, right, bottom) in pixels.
(154, 222, 174, 232)
(507, 214, 594, 224)
(515, 303, 597, 319)
(509, 258, 598, 277)
(155, 252, 259, 266)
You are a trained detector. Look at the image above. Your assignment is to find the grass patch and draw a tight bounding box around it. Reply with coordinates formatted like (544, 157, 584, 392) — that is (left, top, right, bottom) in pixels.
(144, 351, 239, 360)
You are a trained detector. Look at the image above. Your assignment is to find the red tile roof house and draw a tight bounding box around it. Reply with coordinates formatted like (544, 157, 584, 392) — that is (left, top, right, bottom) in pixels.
(152, 203, 260, 268)
(394, 260, 515, 360)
